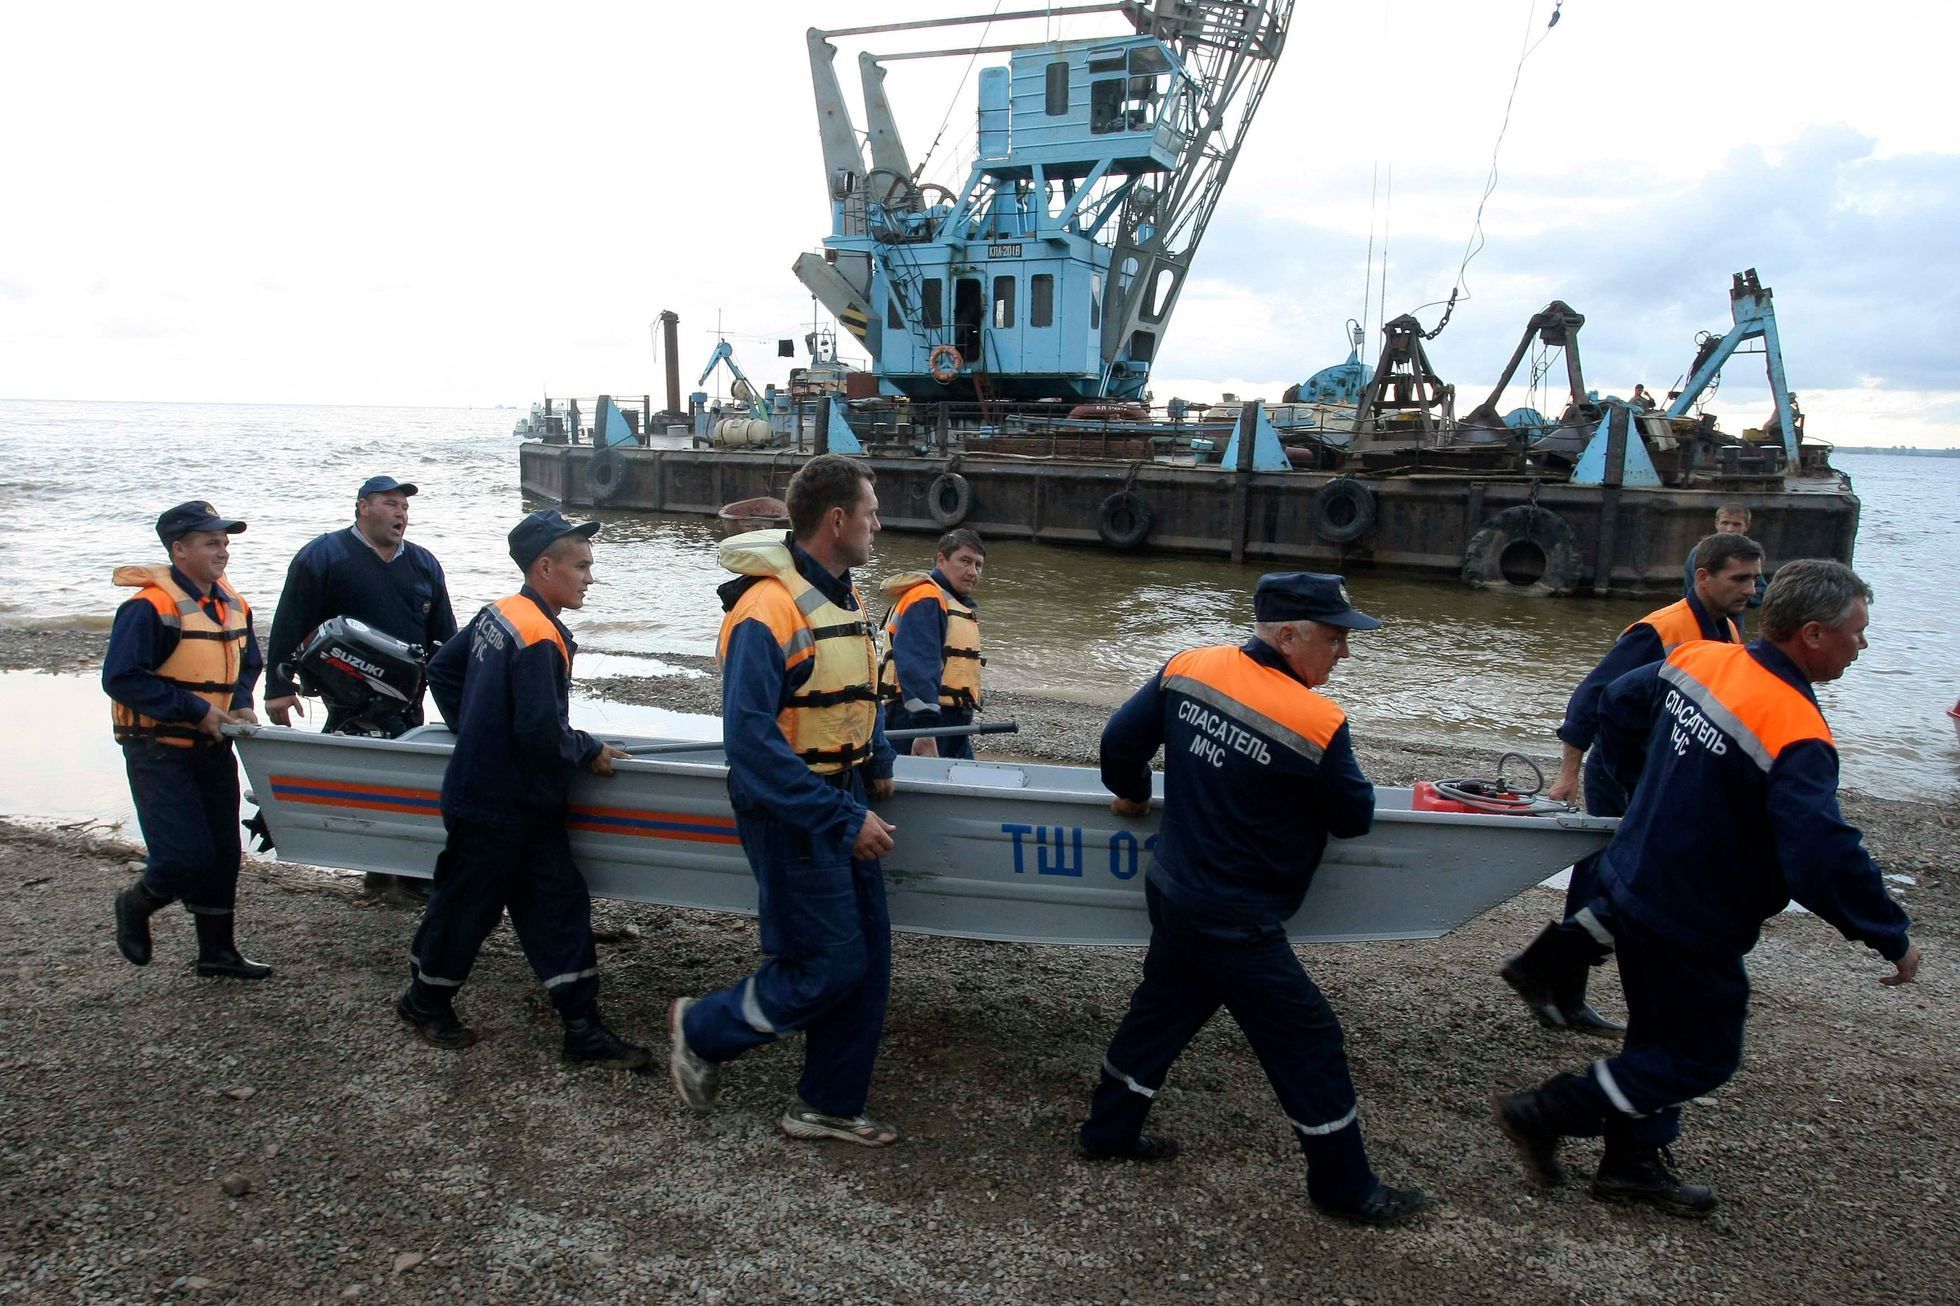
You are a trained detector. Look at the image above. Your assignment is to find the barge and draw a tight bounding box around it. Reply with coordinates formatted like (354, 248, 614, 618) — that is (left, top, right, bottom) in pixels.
(520, 3, 1858, 595)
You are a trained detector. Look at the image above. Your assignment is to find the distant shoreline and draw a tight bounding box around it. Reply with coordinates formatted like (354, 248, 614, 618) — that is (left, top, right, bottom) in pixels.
(1834, 446, 1960, 457)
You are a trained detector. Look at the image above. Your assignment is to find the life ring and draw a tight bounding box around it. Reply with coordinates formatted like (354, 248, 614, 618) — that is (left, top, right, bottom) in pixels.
(927, 472, 972, 528)
(928, 344, 963, 384)
(1461, 504, 1583, 595)
(1310, 477, 1377, 544)
(1096, 491, 1153, 550)
(587, 447, 628, 505)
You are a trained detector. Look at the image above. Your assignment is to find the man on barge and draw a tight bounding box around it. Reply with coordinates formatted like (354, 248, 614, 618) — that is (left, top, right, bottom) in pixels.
(879, 527, 986, 760)
(1493, 560, 1917, 1215)
(394, 510, 645, 1067)
(668, 454, 902, 1147)
(1081, 572, 1429, 1226)
(106, 502, 270, 979)
(1502, 530, 1765, 1034)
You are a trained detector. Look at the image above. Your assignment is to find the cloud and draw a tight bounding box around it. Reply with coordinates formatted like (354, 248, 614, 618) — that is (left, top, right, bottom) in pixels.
(1159, 125, 1960, 401)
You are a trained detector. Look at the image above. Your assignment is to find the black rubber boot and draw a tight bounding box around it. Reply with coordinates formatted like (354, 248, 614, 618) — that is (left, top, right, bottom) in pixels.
(562, 1010, 652, 1071)
(1592, 1143, 1718, 1217)
(1491, 1073, 1602, 1186)
(396, 988, 478, 1050)
(192, 913, 273, 979)
(113, 879, 170, 967)
(1080, 1133, 1181, 1162)
(1557, 996, 1626, 1036)
(1500, 931, 1572, 1030)
(1314, 1184, 1432, 1226)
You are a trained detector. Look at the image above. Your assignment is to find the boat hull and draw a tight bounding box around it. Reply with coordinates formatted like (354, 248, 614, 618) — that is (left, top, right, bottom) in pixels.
(234, 726, 1615, 946)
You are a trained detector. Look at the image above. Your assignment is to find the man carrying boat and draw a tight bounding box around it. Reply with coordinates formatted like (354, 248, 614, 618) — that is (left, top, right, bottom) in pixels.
(1081, 572, 1429, 1226)
(1493, 560, 1917, 1216)
(263, 474, 456, 897)
(106, 502, 270, 979)
(1502, 530, 1766, 1034)
(393, 510, 647, 1068)
(668, 454, 902, 1147)
(879, 528, 986, 760)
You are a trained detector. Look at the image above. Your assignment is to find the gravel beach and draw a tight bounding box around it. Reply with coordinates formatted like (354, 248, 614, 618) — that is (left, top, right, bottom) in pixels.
(2, 630, 1954, 1303)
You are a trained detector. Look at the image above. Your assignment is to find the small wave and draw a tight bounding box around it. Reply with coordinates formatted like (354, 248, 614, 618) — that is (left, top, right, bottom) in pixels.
(0, 614, 114, 633)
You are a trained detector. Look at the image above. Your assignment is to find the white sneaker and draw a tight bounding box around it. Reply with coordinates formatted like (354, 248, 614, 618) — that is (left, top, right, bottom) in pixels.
(667, 997, 721, 1112)
(778, 1098, 899, 1147)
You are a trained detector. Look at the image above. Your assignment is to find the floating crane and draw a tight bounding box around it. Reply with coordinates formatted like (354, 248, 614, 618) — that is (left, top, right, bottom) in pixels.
(795, 1, 1294, 402)
(697, 338, 769, 420)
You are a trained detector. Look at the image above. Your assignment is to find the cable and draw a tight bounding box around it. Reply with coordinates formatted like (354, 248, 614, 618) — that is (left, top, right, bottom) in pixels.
(1360, 161, 1379, 344)
(1410, 0, 1563, 338)
(1378, 163, 1391, 331)
(916, 0, 1009, 181)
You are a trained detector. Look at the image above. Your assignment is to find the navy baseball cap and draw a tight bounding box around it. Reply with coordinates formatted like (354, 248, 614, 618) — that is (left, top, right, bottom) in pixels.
(1253, 572, 1381, 630)
(358, 475, 418, 499)
(508, 509, 600, 571)
(156, 501, 247, 546)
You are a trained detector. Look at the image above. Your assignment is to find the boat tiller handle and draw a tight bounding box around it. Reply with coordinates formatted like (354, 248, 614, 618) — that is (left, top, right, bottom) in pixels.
(886, 720, 1018, 742)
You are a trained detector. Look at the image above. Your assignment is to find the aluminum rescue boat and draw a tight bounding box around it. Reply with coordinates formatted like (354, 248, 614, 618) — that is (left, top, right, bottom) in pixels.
(233, 725, 1615, 947)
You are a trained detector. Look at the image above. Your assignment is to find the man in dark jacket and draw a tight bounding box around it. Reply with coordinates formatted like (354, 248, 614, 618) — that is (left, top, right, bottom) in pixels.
(393, 510, 646, 1068)
(1493, 560, 1917, 1217)
(264, 475, 455, 731)
(105, 501, 269, 979)
(667, 456, 901, 1147)
(1078, 573, 1428, 1227)
(1503, 530, 1764, 1034)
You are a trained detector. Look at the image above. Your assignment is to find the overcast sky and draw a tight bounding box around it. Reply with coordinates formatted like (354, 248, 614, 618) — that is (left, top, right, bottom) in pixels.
(4, 0, 1955, 447)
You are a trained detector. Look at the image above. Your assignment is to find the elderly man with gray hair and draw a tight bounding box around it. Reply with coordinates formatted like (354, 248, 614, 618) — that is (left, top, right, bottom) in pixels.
(1494, 560, 1918, 1218)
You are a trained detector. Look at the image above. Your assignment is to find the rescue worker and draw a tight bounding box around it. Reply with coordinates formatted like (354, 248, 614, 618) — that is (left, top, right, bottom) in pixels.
(1502, 530, 1765, 1034)
(668, 454, 901, 1146)
(879, 527, 986, 760)
(1630, 384, 1656, 411)
(264, 474, 456, 898)
(394, 510, 648, 1068)
(1681, 503, 1768, 610)
(264, 474, 455, 732)
(1080, 573, 1429, 1226)
(105, 502, 269, 979)
(1493, 560, 1917, 1216)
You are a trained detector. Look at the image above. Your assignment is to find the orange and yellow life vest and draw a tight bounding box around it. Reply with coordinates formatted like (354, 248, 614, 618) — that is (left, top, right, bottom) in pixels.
(717, 531, 880, 774)
(108, 564, 252, 746)
(1627, 596, 1740, 652)
(877, 571, 982, 711)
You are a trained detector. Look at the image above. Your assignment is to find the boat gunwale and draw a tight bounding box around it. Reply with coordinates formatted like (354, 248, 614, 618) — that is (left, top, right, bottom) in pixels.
(233, 725, 1619, 832)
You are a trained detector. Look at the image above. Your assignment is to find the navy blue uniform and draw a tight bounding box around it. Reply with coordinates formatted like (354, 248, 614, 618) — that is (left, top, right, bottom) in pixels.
(683, 543, 897, 1119)
(265, 526, 455, 729)
(1083, 639, 1382, 1210)
(407, 587, 606, 1017)
(103, 566, 263, 914)
(1541, 639, 1910, 1147)
(1552, 589, 1739, 922)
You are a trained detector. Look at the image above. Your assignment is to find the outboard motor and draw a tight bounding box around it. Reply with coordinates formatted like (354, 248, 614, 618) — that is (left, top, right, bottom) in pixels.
(286, 616, 428, 739)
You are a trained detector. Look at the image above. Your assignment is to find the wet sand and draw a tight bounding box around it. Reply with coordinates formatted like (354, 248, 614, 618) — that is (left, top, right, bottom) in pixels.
(2, 629, 1954, 1302)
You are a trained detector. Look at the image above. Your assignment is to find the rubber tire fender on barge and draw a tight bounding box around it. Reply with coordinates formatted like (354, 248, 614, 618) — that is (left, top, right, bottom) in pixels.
(1461, 504, 1583, 595)
(586, 447, 628, 505)
(927, 472, 973, 528)
(1310, 477, 1377, 545)
(1096, 491, 1153, 550)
